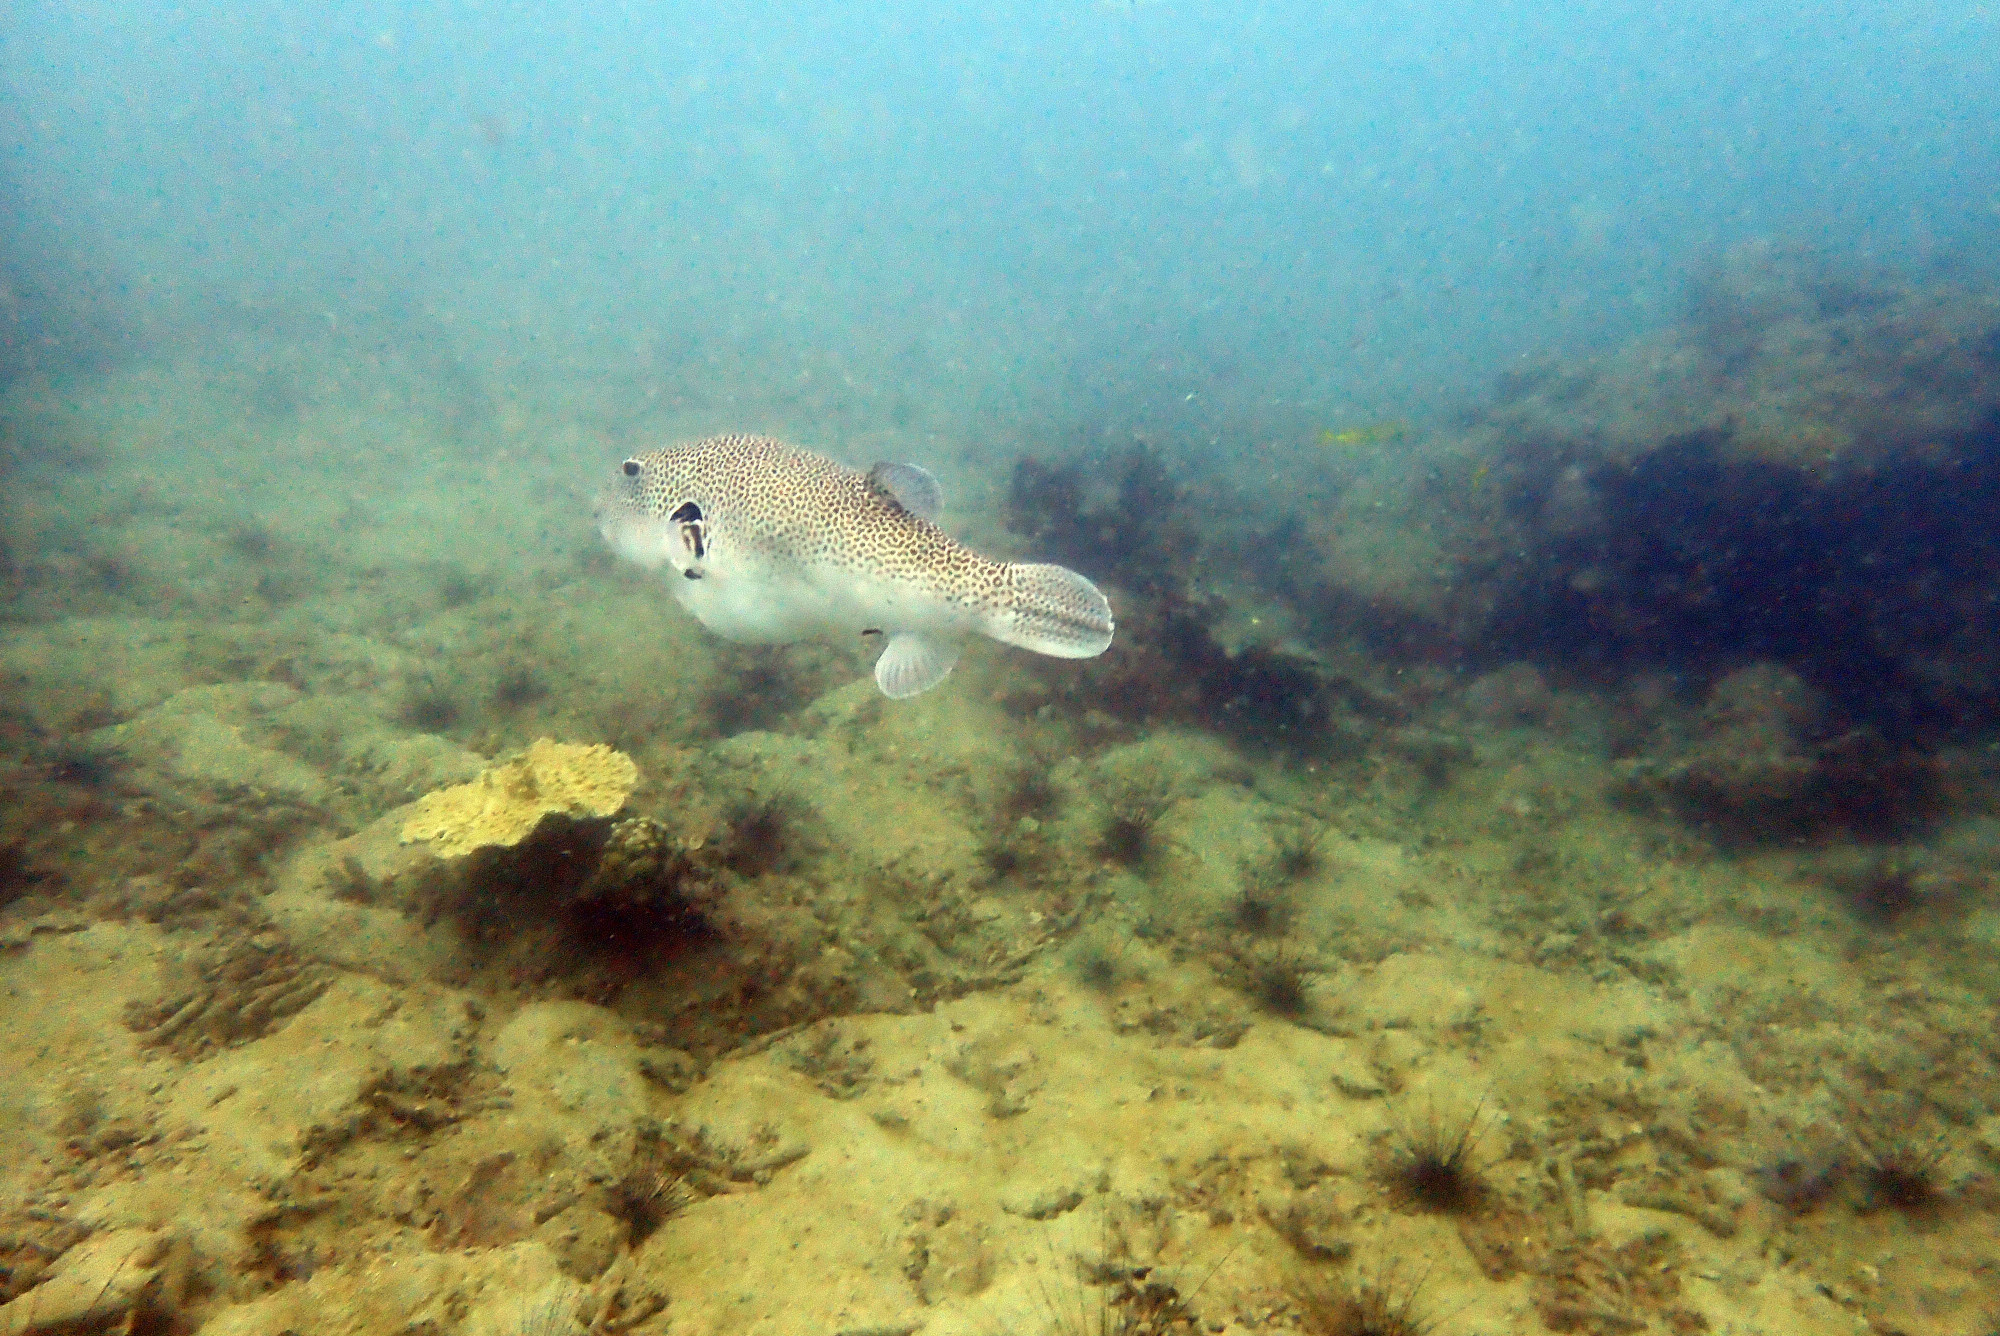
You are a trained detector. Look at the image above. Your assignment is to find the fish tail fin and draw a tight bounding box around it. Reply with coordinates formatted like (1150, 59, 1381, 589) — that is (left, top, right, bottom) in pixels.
(985, 563, 1114, 659)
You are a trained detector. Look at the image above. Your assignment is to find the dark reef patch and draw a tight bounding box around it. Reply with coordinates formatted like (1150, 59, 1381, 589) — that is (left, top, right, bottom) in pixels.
(717, 792, 817, 879)
(1047, 251, 2000, 801)
(1484, 420, 2000, 742)
(1615, 721, 1946, 846)
(395, 678, 465, 734)
(490, 662, 550, 712)
(1751, 1149, 1848, 1215)
(1004, 445, 1194, 599)
(978, 766, 1065, 886)
(436, 564, 491, 609)
(412, 816, 722, 996)
(0, 838, 34, 911)
(1005, 445, 1401, 756)
(222, 519, 279, 561)
(997, 765, 1063, 824)
(45, 743, 120, 791)
(1828, 853, 1924, 927)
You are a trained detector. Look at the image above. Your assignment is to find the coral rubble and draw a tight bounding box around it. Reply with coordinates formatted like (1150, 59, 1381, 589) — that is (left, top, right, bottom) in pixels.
(401, 739, 639, 857)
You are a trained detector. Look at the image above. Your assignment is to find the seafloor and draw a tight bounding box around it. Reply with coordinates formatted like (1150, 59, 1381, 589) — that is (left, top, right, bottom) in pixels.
(3, 250, 1999, 1336)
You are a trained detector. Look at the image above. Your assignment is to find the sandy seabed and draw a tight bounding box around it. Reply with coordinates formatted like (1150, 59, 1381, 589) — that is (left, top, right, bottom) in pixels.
(2, 335, 1997, 1336)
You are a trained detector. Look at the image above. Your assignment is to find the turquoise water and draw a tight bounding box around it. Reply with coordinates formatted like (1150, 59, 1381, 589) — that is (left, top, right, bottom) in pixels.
(4, 4, 2000, 1334)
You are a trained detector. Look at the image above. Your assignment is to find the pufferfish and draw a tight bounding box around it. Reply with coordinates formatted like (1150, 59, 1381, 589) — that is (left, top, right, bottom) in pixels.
(594, 433, 1114, 698)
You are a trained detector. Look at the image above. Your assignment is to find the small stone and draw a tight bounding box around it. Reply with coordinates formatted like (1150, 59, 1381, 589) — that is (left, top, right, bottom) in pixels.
(1326, 1044, 1386, 1099)
(1259, 1184, 1352, 1261)
(0, 1228, 163, 1334)
(999, 1178, 1087, 1220)
(1974, 1113, 2000, 1165)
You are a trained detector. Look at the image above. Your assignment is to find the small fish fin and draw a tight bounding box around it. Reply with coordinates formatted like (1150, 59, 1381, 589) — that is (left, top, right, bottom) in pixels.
(987, 563, 1115, 659)
(873, 632, 962, 698)
(866, 462, 945, 522)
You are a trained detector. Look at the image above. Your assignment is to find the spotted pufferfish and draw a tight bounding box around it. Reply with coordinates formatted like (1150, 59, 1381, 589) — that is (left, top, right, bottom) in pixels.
(595, 433, 1114, 698)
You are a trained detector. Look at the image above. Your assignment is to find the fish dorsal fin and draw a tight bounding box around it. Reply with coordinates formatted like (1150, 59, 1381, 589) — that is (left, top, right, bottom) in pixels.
(866, 461, 944, 522)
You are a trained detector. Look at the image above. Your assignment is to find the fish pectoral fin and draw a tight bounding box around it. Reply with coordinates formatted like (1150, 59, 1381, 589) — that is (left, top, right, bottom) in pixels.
(865, 461, 945, 522)
(873, 632, 962, 699)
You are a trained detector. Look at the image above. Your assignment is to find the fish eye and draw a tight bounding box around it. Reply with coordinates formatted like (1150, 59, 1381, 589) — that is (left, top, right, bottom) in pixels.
(621, 459, 641, 478)
(669, 501, 702, 523)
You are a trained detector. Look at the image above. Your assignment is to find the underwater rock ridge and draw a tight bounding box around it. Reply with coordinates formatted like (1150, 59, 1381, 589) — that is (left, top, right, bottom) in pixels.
(1482, 417, 2000, 740)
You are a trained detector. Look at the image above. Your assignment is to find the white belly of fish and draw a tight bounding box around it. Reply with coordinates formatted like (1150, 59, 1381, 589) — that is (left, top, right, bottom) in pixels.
(674, 557, 980, 698)
(674, 556, 977, 646)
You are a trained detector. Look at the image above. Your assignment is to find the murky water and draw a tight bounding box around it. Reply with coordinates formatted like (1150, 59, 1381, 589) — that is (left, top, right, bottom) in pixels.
(5, 4, 2000, 1334)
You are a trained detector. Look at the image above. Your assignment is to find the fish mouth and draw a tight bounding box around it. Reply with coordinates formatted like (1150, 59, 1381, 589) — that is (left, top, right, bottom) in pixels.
(595, 494, 675, 571)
